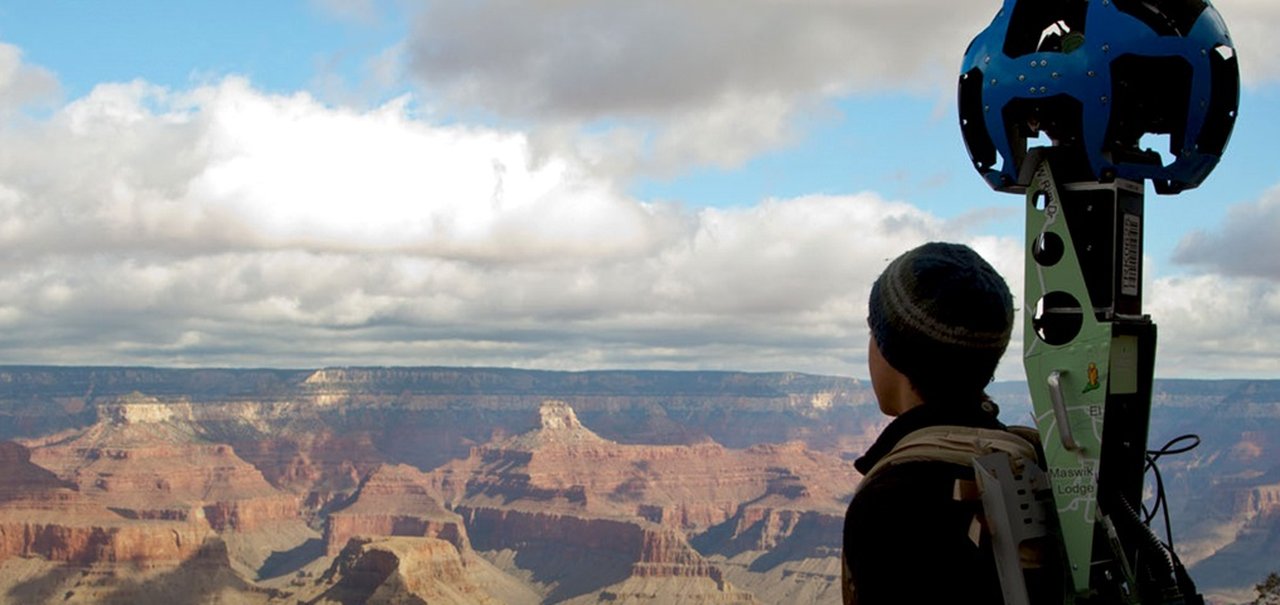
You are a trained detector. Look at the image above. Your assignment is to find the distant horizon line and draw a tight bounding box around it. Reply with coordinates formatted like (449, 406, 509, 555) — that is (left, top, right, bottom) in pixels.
(0, 364, 1274, 385)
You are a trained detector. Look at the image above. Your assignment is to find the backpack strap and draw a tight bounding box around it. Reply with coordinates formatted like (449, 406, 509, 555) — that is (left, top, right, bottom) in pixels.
(856, 425, 1039, 494)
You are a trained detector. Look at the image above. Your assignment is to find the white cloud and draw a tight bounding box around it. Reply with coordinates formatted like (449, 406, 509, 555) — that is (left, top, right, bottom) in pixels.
(1214, 0, 1280, 85)
(647, 93, 801, 173)
(1147, 273, 1280, 378)
(404, 0, 989, 174)
(399, 0, 1280, 176)
(406, 0, 984, 120)
(1173, 187, 1280, 280)
(0, 74, 1032, 373)
(1146, 185, 1280, 378)
(1, 38, 1266, 379)
(0, 77, 685, 262)
(0, 42, 59, 118)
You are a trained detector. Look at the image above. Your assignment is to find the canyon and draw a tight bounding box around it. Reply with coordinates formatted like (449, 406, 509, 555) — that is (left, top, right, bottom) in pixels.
(0, 367, 1275, 603)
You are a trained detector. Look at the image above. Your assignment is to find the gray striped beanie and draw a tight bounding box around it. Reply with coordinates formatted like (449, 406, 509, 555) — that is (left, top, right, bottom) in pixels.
(868, 242, 1014, 402)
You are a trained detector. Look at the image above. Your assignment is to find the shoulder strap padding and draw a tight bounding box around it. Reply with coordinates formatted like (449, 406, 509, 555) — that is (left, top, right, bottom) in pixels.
(857, 425, 1039, 493)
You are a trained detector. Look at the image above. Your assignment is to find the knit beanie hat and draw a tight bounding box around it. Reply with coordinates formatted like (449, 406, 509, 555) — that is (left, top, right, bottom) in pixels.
(867, 242, 1014, 403)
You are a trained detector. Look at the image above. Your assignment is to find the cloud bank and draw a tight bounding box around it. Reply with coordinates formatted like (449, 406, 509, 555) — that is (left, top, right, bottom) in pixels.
(3, 3, 1278, 379)
(400, 0, 1280, 174)
(1156, 187, 1280, 378)
(0, 75, 1001, 374)
(404, 0, 992, 173)
(1173, 187, 1280, 280)
(407, 0, 985, 119)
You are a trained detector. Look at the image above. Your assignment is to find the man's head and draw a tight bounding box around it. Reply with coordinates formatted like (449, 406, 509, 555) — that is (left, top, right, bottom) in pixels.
(867, 242, 1014, 408)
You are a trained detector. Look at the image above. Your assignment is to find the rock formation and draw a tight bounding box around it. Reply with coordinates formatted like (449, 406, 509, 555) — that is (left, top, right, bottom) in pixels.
(308, 537, 506, 605)
(0, 438, 211, 566)
(3, 394, 315, 588)
(27, 395, 301, 533)
(423, 400, 858, 602)
(0, 367, 1275, 602)
(324, 464, 469, 556)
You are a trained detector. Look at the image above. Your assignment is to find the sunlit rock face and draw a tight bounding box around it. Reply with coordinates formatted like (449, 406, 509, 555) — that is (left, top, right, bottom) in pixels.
(0, 439, 212, 567)
(28, 395, 301, 534)
(323, 463, 470, 557)
(414, 399, 855, 602)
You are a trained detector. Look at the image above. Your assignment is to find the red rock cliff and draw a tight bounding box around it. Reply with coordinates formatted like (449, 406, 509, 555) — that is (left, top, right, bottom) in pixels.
(0, 440, 212, 566)
(28, 398, 301, 533)
(324, 464, 471, 556)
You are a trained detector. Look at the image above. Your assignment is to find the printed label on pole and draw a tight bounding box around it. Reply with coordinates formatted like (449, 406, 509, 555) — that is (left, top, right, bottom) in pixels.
(1121, 213, 1141, 297)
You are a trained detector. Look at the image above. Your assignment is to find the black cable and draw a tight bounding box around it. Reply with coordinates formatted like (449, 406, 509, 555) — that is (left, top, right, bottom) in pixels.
(1116, 492, 1181, 601)
(1144, 451, 1166, 523)
(1154, 434, 1204, 604)
(1143, 434, 1200, 551)
(1150, 434, 1202, 458)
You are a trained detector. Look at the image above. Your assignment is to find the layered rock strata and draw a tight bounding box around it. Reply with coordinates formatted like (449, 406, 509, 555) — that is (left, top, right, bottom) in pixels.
(27, 396, 301, 533)
(0, 440, 212, 566)
(311, 537, 502, 605)
(324, 464, 470, 556)
(426, 400, 858, 602)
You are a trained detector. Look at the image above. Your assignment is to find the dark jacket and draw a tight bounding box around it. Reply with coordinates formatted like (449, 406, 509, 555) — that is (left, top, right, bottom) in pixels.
(842, 401, 1007, 605)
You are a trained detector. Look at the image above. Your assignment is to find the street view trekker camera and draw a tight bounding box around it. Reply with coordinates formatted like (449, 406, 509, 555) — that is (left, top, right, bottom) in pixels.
(957, 1, 1238, 603)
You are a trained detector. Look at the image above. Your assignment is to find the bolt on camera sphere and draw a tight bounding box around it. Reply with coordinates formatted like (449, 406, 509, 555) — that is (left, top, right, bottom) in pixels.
(959, 0, 1239, 194)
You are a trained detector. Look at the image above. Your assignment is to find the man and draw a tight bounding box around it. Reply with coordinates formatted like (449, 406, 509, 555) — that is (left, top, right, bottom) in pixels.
(841, 241, 1021, 604)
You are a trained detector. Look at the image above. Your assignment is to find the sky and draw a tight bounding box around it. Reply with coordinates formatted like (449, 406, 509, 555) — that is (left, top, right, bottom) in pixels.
(0, 0, 1276, 381)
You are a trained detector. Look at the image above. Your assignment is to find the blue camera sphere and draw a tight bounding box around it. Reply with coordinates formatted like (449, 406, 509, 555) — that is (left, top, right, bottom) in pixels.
(959, 0, 1239, 194)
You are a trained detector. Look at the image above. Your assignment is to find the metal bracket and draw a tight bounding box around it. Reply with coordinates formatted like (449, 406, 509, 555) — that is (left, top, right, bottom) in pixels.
(975, 451, 1054, 605)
